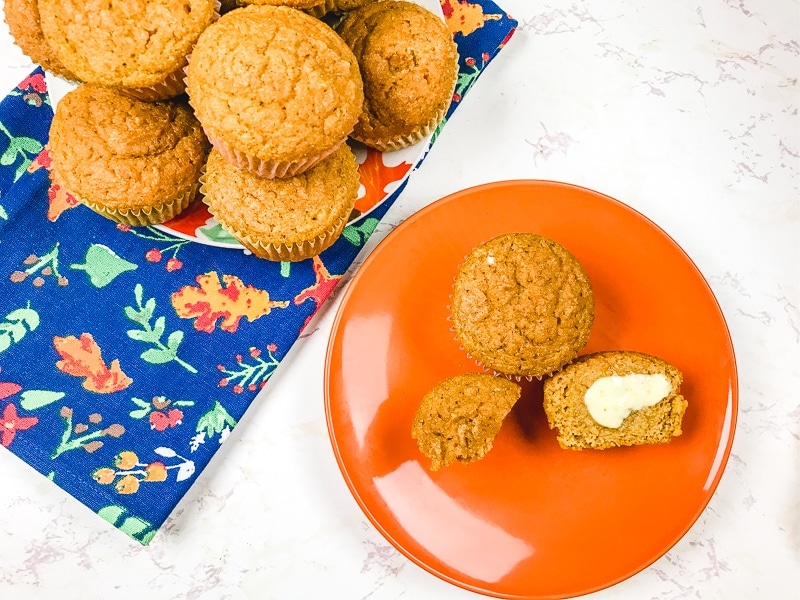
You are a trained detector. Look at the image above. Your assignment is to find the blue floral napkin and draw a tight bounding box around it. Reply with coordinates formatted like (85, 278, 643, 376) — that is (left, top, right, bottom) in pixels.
(0, 2, 517, 544)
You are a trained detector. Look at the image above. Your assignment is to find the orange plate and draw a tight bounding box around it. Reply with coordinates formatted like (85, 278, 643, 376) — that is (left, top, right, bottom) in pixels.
(324, 180, 737, 599)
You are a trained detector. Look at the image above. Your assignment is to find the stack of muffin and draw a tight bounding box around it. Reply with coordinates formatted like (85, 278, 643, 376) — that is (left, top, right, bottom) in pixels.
(4, 0, 459, 261)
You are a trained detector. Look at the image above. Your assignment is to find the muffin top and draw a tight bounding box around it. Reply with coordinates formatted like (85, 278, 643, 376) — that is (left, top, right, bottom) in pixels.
(451, 233, 595, 378)
(306, 0, 375, 18)
(239, 0, 323, 8)
(411, 373, 521, 471)
(38, 0, 217, 88)
(4, 0, 77, 80)
(202, 143, 359, 244)
(187, 5, 363, 163)
(337, 0, 457, 145)
(49, 85, 209, 209)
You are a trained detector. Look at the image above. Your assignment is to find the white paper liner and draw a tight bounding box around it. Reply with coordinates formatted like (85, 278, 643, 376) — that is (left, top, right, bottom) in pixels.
(78, 181, 200, 226)
(207, 134, 345, 179)
(198, 167, 351, 261)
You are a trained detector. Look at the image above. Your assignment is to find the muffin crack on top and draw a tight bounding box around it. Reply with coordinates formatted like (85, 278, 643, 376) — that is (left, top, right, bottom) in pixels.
(186, 5, 363, 164)
(452, 233, 594, 377)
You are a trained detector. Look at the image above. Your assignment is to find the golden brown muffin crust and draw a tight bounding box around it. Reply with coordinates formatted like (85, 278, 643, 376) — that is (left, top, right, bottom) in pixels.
(4, 0, 77, 80)
(411, 373, 521, 471)
(337, 1, 457, 145)
(187, 5, 363, 163)
(306, 0, 374, 18)
(49, 85, 209, 210)
(542, 351, 688, 450)
(203, 144, 359, 244)
(451, 233, 594, 378)
(239, 0, 323, 8)
(37, 0, 217, 88)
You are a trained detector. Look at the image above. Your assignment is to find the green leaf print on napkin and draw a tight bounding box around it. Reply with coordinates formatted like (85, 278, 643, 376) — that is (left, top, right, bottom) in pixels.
(97, 505, 157, 545)
(124, 284, 197, 373)
(70, 244, 138, 288)
(0, 120, 44, 182)
(0, 304, 39, 354)
(19, 390, 65, 411)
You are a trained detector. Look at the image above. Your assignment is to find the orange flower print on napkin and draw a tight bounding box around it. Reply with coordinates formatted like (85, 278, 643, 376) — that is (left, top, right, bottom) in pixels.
(53, 333, 133, 393)
(171, 272, 289, 333)
(441, 0, 502, 37)
(26, 146, 79, 222)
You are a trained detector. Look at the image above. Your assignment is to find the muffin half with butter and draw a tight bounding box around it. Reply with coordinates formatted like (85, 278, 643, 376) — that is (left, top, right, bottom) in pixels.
(543, 351, 688, 450)
(49, 85, 209, 226)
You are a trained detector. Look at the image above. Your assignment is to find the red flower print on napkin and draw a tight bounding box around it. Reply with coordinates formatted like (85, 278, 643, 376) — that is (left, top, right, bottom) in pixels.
(1, 403, 38, 447)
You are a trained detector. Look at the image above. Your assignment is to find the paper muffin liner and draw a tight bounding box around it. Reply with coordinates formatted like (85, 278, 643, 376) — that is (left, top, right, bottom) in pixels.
(120, 67, 188, 102)
(68, 178, 200, 226)
(352, 51, 459, 152)
(198, 169, 350, 261)
(206, 134, 346, 180)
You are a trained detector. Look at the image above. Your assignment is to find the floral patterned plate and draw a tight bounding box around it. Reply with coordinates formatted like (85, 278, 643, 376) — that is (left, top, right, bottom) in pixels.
(156, 139, 431, 248)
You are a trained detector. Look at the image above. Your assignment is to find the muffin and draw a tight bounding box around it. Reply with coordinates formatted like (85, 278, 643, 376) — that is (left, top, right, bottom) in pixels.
(37, 0, 218, 100)
(49, 85, 209, 226)
(543, 351, 688, 450)
(336, 0, 458, 151)
(4, 0, 77, 81)
(411, 373, 521, 471)
(186, 5, 363, 178)
(306, 0, 374, 18)
(239, 0, 323, 8)
(451, 233, 594, 378)
(201, 144, 360, 261)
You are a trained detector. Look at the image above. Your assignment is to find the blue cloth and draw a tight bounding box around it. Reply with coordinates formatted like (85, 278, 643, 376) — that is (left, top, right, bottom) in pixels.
(0, 3, 517, 544)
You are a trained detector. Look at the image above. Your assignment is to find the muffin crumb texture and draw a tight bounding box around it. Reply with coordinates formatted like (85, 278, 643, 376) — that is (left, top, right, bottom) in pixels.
(543, 350, 688, 450)
(411, 373, 521, 471)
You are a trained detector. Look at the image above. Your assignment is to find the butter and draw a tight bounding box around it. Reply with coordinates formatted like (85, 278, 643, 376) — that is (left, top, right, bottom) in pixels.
(584, 373, 671, 428)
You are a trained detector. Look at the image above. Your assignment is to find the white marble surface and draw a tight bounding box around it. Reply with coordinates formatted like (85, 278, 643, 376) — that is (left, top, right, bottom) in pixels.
(0, 0, 798, 598)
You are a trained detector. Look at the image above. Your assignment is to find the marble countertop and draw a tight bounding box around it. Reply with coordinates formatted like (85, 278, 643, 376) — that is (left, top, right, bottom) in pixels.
(0, 0, 797, 598)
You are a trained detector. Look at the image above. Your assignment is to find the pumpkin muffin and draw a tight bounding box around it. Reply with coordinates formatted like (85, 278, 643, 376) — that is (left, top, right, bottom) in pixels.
(187, 5, 363, 178)
(451, 233, 594, 378)
(238, 0, 324, 8)
(543, 351, 688, 450)
(49, 85, 209, 225)
(37, 0, 218, 100)
(336, 0, 458, 151)
(201, 144, 359, 261)
(4, 0, 77, 81)
(412, 373, 521, 471)
(306, 0, 374, 19)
